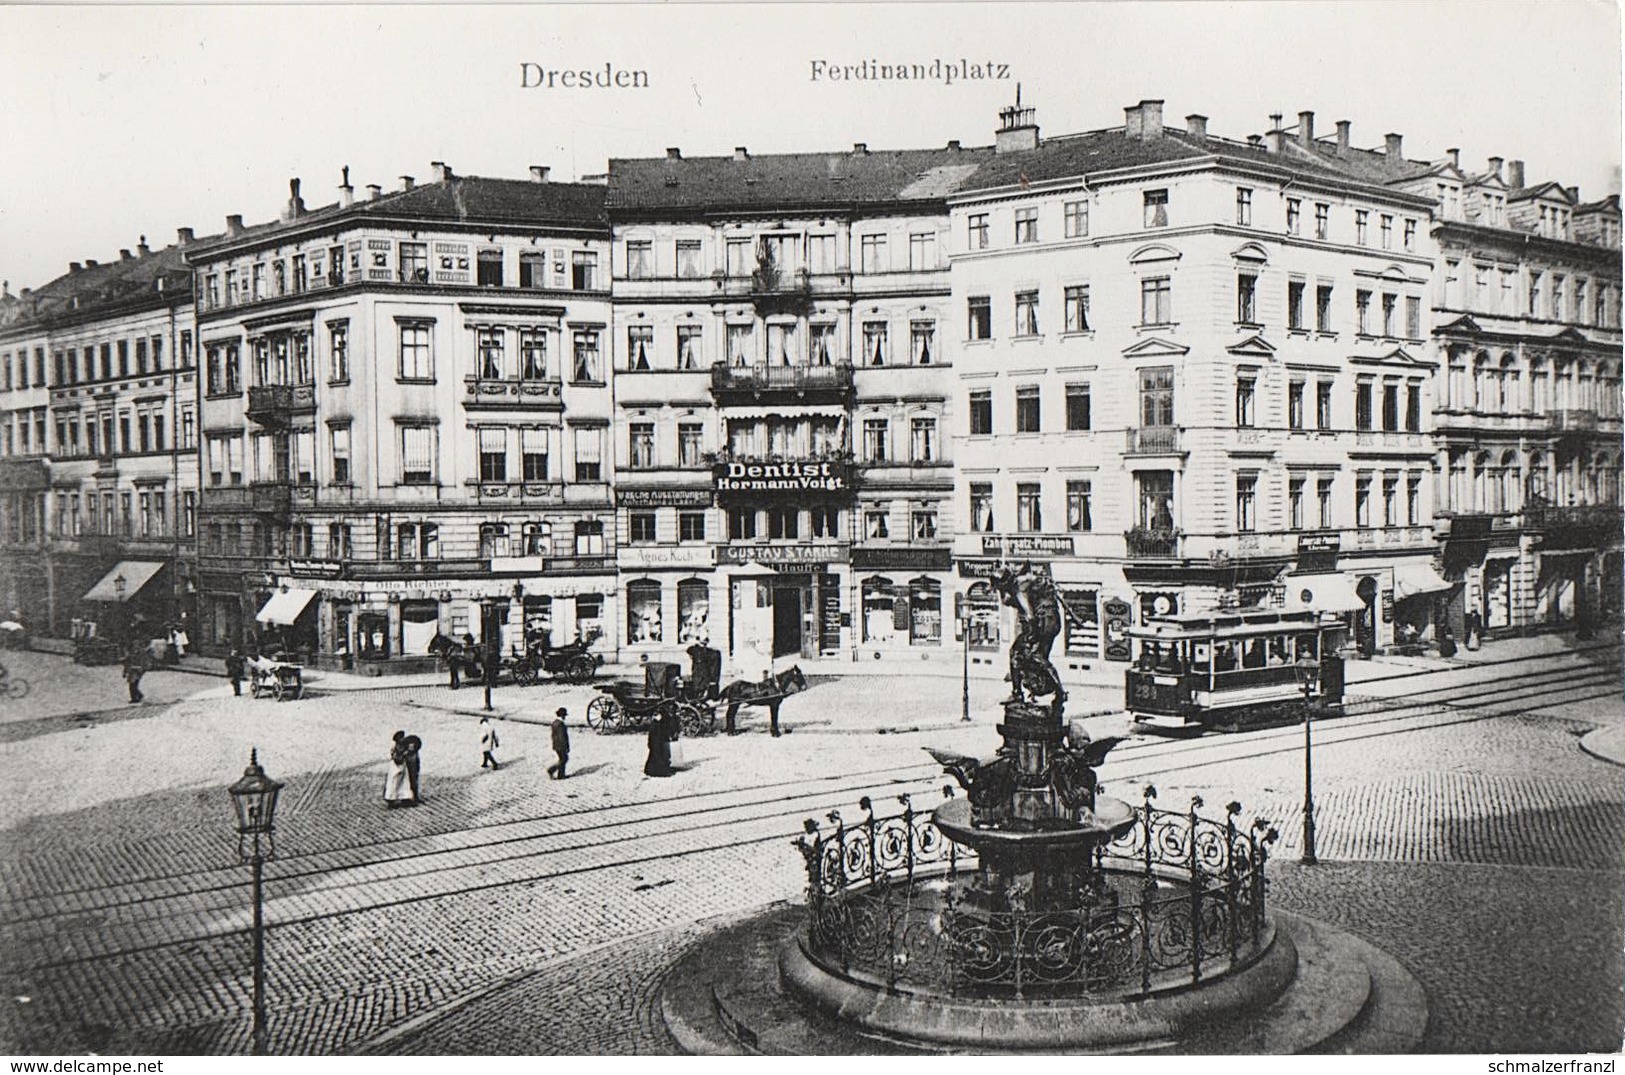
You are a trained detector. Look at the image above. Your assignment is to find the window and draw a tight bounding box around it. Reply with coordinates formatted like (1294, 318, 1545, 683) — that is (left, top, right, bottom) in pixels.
(629, 421, 656, 469)
(1015, 386, 1041, 432)
(572, 329, 601, 382)
(863, 322, 888, 366)
(520, 328, 548, 379)
(675, 240, 703, 279)
(251, 264, 266, 300)
(1015, 290, 1040, 336)
(1287, 281, 1306, 330)
(1289, 478, 1305, 530)
(910, 417, 937, 462)
(1355, 476, 1371, 527)
(1235, 187, 1252, 226)
(678, 511, 706, 542)
(1016, 483, 1042, 531)
(330, 425, 351, 484)
(477, 248, 503, 287)
(1064, 383, 1091, 431)
(1062, 284, 1091, 333)
(860, 234, 888, 273)
(809, 506, 840, 539)
(968, 214, 989, 249)
(1406, 382, 1422, 432)
(907, 508, 937, 542)
(399, 242, 429, 283)
(398, 521, 440, 559)
(480, 522, 510, 558)
(478, 427, 507, 482)
(1236, 273, 1257, 324)
(1014, 207, 1038, 245)
(1066, 480, 1092, 532)
(625, 240, 653, 279)
(518, 251, 547, 289)
(862, 418, 889, 462)
(627, 325, 653, 371)
(1141, 276, 1173, 325)
(674, 422, 703, 468)
(969, 483, 994, 532)
(1355, 380, 1374, 430)
(865, 508, 890, 540)
(520, 428, 550, 481)
(1317, 477, 1333, 527)
(1355, 210, 1369, 245)
(477, 327, 506, 379)
(1380, 214, 1393, 249)
(571, 251, 598, 290)
(1382, 475, 1399, 527)
(1286, 198, 1301, 235)
(906, 320, 936, 366)
(908, 232, 937, 271)
(629, 511, 657, 544)
(1288, 381, 1305, 429)
(968, 296, 992, 339)
(1315, 203, 1330, 240)
(767, 323, 796, 367)
(1381, 382, 1399, 431)
(1143, 189, 1168, 228)
(729, 507, 757, 540)
(1407, 476, 1422, 526)
(1403, 218, 1416, 251)
(1405, 296, 1421, 339)
(1235, 375, 1256, 427)
(725, 239, 751, 277)
(676, 325, 703, 370)
(969, 389, 992, 435)
(1316, 382, 1334, 430)
(135, 338, 149, 375)
(573, 427, 602, 481)
(1355, 290, 1372, 335)
(1316, 285, 1333, 332)
(518, 521, 551, 556)
(575, 520, 605, 556)
(1235, 475, 1257, 532)
(399, 322, 433, 379)
(1064, 200, 1089, 238)
(329, 321, 349, 382)
(400, 426, 435, 485)
(1381, 293, 1397, 337)
(768, 506, 799, 539)
(1140, 366, 1175, 427)
(327, 522, 352, 560)
(626, 579, 662, 643)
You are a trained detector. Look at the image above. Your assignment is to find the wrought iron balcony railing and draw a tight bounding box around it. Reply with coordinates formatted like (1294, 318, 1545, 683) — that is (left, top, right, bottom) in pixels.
(711, 361, 855, 397)
(1124, 526, 1182, 558)
(1124, 426, 1182, 454)
(246, 384, 316, 423)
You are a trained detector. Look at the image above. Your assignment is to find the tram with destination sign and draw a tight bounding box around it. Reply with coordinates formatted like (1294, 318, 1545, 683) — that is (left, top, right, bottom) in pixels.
(1125, 609, 1347, 735)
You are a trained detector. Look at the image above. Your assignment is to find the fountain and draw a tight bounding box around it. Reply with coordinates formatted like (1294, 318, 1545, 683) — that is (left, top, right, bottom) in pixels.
(660, 563, 1427, 1053)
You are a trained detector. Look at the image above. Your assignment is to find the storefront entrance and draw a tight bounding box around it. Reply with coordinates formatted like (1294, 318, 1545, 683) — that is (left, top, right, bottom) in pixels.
(772, 581, 803, 657)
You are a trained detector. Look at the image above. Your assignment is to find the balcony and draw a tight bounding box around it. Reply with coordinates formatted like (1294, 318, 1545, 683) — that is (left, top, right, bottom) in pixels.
(463, 376, 564, 411)
(463, 479, 565, 502)
(1124, 526, 1182, 559)
(711, 361, 854, 405)
(1124, 426, 1183, 455)
(246, 384, 317, 425)
(250, 481, 292, 517)
(1525, 502, 1623, 534)
(1551, 408, 1600, 434)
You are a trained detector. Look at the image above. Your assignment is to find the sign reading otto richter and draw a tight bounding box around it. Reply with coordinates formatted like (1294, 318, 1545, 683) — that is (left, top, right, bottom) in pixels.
(714, 461, 849, 495)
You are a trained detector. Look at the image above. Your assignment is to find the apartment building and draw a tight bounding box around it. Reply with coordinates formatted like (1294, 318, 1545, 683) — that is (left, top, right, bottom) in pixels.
(0, 238, 200, 636)
(185, 167, 615, 669)
(606, 142, 991, 673)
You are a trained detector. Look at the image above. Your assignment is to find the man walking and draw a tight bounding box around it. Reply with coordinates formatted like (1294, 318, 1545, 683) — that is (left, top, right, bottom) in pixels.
(479, 715, 501, 770)
(547, 707, 570, 779)
(122, 648, 147, 704)
(225, 648, 246, 696)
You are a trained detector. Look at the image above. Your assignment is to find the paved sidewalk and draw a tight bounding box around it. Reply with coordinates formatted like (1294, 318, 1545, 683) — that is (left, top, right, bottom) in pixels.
(1581, 723, 1625, 766)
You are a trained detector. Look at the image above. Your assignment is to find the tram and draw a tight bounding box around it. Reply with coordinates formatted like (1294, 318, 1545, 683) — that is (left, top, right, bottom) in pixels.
(1125, 609, 1348, 735)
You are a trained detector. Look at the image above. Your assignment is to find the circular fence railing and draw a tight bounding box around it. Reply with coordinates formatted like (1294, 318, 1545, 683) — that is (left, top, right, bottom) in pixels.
(793, 787, 1280, 999)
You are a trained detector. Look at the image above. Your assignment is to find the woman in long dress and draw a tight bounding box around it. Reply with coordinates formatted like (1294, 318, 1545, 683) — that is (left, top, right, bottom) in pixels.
(384, 730, 414, 807)
(643, 716, 672, 778)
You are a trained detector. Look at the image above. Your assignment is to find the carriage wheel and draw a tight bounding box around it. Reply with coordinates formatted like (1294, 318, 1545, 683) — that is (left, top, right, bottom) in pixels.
(566, 655, 597, 684)
(585, 694, 617, 733)
(677, 702, 713, 737)
(512, 662, 535, 688)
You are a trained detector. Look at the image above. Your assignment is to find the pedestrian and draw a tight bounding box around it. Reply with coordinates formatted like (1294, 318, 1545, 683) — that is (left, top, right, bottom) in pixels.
(479, 715, 500, 771)
(225, 648, 246, 696)
(384, 730, 414, 807)
(547, 707, 570, 779)
(402, 732, 423, 803)
(643, 712, 673, 778)
(122, 648, 147, 703)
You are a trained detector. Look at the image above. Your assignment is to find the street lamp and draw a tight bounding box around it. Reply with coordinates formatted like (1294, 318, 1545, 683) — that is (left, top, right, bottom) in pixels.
(227, 748, 283, 1055)
(1293, 655, 1320, 866)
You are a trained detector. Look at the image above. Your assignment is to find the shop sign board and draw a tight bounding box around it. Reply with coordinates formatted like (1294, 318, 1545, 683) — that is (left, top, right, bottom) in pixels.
(714, 461, 849, 495)
(1102, 596, 1133, 662)
(718, 543, 848, 566)
(617, 488, 714, 508)
(288, 559, 346, 579)
(618, 545, 716, 570)
(980, 535, 1075, 558)
(851, 546, 953, 571)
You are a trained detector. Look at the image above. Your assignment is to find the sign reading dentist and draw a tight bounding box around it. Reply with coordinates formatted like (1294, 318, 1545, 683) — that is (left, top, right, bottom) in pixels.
(714, 461, 849, 496)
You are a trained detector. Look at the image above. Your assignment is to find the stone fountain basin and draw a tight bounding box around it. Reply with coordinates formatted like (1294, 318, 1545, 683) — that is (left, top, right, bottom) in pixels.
(932, 794, 1137, 854)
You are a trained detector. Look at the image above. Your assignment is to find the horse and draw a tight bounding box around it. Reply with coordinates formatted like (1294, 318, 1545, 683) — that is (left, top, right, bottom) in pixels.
(719, 665, 808, 737)
(427, 632, 484, 689)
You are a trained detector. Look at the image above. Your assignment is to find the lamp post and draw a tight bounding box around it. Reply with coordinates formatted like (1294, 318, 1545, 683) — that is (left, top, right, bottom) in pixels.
(226, 749, 283, 1055)
(1293, 655, 1319, 866)
(112, 574, 128, 648)
(961, 613, 971, 723)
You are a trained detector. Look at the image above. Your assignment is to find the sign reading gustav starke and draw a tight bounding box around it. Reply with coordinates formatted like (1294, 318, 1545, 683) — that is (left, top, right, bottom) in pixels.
(714, 461, 849, 494)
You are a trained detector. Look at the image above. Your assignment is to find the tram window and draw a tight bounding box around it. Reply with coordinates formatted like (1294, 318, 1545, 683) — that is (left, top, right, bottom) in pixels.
(1267, 637, 1290, 665)
(1295, 633, 1319, 660)
(1242, 638, 1267, 669)
(1156, 643, 1185, 674)
(1214, 642, 1238, 672)
(1191, 642, 1211, 670)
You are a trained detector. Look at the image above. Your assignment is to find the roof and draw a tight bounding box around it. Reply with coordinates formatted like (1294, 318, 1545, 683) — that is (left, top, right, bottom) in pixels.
(3, 241, 199, 334)
(607, 145, 998, 212)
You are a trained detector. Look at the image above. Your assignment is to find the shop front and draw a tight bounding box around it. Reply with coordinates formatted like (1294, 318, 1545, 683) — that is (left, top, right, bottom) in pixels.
(1281, 570, 1371, 652)
(851, 546, 953, 663)
(618, 542, 719, 663)
(718, 543, 846, 674)
(1389, 561, 1453, 647)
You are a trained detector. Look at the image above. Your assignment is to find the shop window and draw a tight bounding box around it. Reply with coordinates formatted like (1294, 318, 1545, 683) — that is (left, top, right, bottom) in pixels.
(909, 577, 942, 645)
(861, 577, 898, 643)
(627, 579, 663, 643)
(401, 600, 440, 657)
(523, 596, 554, 649)
(1059, 587, 1099, 656)
(575, 594, 604, 642)
(678, 578, 710, 644)
(357, 612, 390, 660)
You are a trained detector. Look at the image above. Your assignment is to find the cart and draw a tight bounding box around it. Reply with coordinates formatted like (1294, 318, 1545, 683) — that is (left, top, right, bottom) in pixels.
(509, 630, 603, 686)
(586, 658, 717, 736)
(247, 656, 305, 701)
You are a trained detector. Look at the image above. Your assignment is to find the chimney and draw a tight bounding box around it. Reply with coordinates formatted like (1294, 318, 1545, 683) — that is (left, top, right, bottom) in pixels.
(1267, 114, 1284, 154)
(1508, 160, 1525, 188)
(995, 87, 1039, 153)
(852, 143, 868, 155)
(1247, 134, 1264, 148)
(1124, 103, 1143, 139)
(69, 262, 82, 273)
(339, 165, 354, 207)
(282, 177, 306, 222)
(1136, 100, 1163, 139)
(1185, 114, 1207, 138)
(367, 183, 383, 201)
(1384, 133, 1403, 170)
(1444, 148, 1459, 169)
(1298, 110, 1315, 147)
(226, 214, 244, 236)
(666, 147, 681, 159)
(1567, 185, 1580, 203)
(734, 146, 750, 161)
(1336, 120, 1351, 155)
(430, 161, 453, 183)
(119, 249, 133, 261)
(85, 259, 98, 268)
(399, 175, 414, 192)
(176, 226, 195, 246)
(946, 139, 962, 150)
(529, 165, 550, 182)
(1485, 155, 1502, 180)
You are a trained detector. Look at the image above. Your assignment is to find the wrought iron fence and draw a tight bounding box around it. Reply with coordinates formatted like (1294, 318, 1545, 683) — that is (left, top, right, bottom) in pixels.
(794, 788, 1278, 999)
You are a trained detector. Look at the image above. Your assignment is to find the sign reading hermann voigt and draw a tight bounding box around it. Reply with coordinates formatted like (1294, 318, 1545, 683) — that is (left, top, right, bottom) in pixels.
(714, 461, 849, 495)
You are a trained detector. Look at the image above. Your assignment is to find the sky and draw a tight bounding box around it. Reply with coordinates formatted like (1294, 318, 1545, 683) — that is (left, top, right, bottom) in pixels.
(1, 0, 1619, 293)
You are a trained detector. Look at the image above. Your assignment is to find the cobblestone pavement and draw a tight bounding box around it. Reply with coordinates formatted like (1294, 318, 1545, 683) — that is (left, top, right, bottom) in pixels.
(0, 643, 1619, 1054)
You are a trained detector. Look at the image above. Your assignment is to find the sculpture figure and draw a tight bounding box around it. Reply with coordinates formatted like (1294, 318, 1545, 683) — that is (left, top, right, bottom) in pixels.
(991, 561, 1066, 708)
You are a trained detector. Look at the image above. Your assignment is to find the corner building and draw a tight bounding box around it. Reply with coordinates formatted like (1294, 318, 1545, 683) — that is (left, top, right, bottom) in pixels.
(951, 102, 1447, 681)
(607, 142, 992, 674)
(186, 167, 616, 668)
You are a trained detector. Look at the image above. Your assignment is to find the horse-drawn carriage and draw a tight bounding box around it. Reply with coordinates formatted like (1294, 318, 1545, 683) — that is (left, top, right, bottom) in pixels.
(429, 629, 603, 688)
(247, 654, 305, 701)
(586, 648, 721, 736)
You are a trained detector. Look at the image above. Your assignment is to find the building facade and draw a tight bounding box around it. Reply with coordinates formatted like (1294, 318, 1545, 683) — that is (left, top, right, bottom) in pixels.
(185, 167, 616, 668)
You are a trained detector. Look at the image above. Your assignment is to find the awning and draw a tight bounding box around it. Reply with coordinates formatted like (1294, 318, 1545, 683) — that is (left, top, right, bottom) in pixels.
(1282, 573, 1367, 614)
(1392, 562, 1453, 601)
(256, 588, 318, 626)
(82, 561, 166, 603)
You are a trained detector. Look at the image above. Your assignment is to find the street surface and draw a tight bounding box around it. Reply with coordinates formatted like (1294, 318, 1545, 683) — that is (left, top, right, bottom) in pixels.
(0, 638, 1620, 1054)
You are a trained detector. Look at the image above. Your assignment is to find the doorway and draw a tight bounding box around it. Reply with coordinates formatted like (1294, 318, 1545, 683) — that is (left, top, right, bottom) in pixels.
(772, 581, 803, 657)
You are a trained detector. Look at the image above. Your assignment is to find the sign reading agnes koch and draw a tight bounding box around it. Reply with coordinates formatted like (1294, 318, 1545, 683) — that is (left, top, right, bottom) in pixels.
(714, 461, 849, 495)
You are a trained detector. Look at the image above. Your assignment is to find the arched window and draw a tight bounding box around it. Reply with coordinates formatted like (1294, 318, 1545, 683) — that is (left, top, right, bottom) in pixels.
(1473, 351, 1492, 411)
(1500, 450, 1521, 513)
(1499, 354, 1519, 414)
(1527, 451, 1549, 503)
(626, 578, 662, 644)
(861, 576, 897, 644)
(908, 576, 943, 645)
(1473, 451, 1490, 512)
(677, 578, 710, 644)
(1529, 356, 1550, 414)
